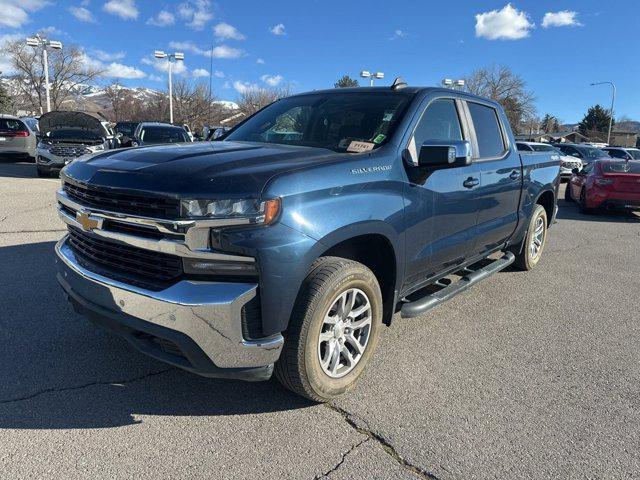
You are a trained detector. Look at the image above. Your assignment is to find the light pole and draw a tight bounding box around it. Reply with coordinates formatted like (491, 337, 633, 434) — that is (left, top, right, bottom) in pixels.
(360, 70, 384, 87)
(442, 78, 465, 90)
(590, 81, 616, 145)
(26, 35, 63, 113)
(155, 50, 184, 124)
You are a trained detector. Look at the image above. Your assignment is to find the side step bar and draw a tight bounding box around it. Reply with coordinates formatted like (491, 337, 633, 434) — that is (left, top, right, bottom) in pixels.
(400, 251, 515, 318)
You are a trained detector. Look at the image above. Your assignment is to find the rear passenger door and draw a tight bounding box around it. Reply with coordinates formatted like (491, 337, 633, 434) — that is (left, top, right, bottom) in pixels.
(465, 101, 523, 255)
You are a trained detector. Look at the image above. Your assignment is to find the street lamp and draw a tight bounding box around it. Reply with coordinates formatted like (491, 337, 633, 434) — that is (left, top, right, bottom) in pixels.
(442, 78, 465, 90)
(590, 81, 616, 145)
(360, 70, 384, 87)
(26, 34, 63, 113)
(155, 50, 185, 124)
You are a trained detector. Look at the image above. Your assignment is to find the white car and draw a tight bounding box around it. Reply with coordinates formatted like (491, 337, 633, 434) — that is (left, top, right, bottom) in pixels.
(516, 141, 582, 179)
(36, 111, 119, 177)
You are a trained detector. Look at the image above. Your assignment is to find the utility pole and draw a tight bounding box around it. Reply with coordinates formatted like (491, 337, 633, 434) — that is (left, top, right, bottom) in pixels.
(590, 81, 616, 145)
(360, 70, 384, 87)
(26, 35, 63, 113)
(154, 51, 185, 124)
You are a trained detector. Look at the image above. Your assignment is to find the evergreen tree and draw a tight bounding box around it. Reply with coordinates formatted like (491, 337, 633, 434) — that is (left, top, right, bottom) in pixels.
(334, 75, 359, 88)
(579, 105, 614, 135)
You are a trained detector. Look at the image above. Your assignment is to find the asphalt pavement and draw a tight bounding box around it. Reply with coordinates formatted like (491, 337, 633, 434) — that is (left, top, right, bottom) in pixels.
(1, 160, 639, 479)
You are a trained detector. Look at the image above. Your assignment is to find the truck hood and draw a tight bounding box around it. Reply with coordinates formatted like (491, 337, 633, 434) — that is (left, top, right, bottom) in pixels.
(61, 141, 343, 198)
(39, 111, 110, 138)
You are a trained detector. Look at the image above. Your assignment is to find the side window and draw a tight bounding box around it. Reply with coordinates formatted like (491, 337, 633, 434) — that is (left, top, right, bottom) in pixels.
(582, 162, 594, 174)
(467, 102, 505, 158)
(413, 98, 463, 147)
(608, 149, 627, 159)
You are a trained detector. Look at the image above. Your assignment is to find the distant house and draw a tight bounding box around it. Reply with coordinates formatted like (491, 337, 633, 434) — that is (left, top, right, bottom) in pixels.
(515, 131, 589, 143)
(609, 131, 638, 148)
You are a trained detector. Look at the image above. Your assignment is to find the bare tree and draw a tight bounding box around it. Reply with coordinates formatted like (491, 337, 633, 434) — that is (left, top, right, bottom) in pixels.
(6, 39, 102, 113)
(171, 79, 223, 131)
(237, 86, 292, 117)
(464, 65, 536, 133)
(103, 81, 130, 122)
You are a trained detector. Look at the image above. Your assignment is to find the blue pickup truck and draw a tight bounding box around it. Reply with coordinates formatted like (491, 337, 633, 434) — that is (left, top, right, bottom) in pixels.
(55, 84, 560, 401)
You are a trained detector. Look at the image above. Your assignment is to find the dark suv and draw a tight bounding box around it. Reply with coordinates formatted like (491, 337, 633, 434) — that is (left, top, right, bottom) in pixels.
(132, 122, 192, 147)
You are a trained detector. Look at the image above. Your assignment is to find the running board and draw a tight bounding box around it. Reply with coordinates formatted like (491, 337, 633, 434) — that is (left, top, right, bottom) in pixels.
(400, 252, 515, 318)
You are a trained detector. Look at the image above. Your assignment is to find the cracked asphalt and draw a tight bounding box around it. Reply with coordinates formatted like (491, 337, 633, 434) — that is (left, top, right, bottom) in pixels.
(1, 160, 639, 479)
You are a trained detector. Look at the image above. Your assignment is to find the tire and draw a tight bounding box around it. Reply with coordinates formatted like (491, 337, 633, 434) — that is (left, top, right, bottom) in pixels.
(564, 183, 573, 202)
(36, 166, 49, 177)
(275, 257, 383, 402)
(514, 204, 548, 271)
(578, 188, 592, 214)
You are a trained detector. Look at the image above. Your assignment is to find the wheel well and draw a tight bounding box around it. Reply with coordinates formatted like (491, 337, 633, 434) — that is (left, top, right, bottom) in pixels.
(536, 190, 555, 226)
(321, 234, 397, 326)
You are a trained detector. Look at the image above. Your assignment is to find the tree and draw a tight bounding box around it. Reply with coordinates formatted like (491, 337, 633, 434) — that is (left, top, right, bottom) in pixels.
(104, 81, 129, 122)
(334, 75, 359, 88)
(578, 105, 614, 136)
(237, 86, 291, 117)
(464, 65, 536, 133)
(0, 82, 11, 114)
(6, 39, 102, 113)
(171, 78, 226, 132)
(540, 113, 560, 133)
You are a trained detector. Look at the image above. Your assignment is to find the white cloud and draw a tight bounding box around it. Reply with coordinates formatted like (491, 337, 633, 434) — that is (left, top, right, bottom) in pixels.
(213, 70, 224, 78)
(233, 81, 259, 94)
(103, 0, 138, 20)
(0, 0, 49, 28)
(81, 53, 146, 79)
(213, 22, 245, 40)
(178, 0, 213, 30)
(69, 5, 95, 23)
(168, 40, 207, 56)
(93, 49, 125, 62)
(149, 74, 163, 82)
(542, 11, 582, 28)
(261, 74, 283, 87)
(389, 29, 408, 40)
(256, 58, 265, 65)
(211, 45, 244, 59)
(192, 68, 209, 78)
(475, 4, 534, 40)
(147, 10, 175, 27)
(269, 23, 286, 36)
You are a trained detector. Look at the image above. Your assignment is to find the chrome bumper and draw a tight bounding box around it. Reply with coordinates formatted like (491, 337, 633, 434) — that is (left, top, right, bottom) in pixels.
(55, 236, 283, 370)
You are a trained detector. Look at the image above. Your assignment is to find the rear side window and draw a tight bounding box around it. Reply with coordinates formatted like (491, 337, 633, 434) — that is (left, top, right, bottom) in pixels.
(467, 102, 505, 158)
(516, 143, 532, 151)
(602, 162, 640, 174)
(0, 119, 27, 132)
(606, 149, 628, 159)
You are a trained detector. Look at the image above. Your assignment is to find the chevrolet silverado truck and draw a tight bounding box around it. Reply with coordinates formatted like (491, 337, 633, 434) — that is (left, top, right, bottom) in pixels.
(55, 84, 560, 401)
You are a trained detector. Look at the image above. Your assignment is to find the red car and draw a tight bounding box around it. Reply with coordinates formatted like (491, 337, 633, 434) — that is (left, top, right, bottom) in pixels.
(565, 160, 640, 213)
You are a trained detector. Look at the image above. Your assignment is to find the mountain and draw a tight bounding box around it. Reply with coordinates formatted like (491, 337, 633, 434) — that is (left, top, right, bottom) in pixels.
(616, 121, 640, 133)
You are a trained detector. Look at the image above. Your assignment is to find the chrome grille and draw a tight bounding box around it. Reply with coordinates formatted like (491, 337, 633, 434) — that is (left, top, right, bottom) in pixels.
(67, 226, 183, 283)
(50, 145, 91, 157)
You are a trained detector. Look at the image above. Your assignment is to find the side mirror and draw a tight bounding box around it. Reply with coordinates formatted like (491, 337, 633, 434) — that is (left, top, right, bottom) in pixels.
(211, 128, 226, 140)
(417, 140, 472, 169)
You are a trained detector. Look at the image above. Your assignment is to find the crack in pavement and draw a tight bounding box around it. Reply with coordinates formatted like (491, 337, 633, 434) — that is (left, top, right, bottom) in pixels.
(0, 368, 175, 405)
(314, 437, 370, 480)
(326, 403, 441, 480)
(0, 228, 67, 235)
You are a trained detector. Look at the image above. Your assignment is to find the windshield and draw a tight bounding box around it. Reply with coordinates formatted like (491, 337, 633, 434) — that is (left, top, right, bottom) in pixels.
(141, 127, 189, 144)
(116, 123, 138, 135)
(531, 144, 556, 152)
(627, 149, 640, 160)
(225, 92, 415, 152)
(578, 146, 608, 158)
(603, 161, 640, 174)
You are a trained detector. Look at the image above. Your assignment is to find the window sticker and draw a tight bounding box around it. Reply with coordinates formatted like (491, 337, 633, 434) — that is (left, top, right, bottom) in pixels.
(347, 141, 375, 153)
(373, 134, 386, 144)
(383, 111, 394, 122)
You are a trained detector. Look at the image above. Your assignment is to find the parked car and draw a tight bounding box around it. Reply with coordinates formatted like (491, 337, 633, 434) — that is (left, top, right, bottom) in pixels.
(132, 122, 192, 146)
(114, 121, 140, 148)
(565, 159, 640, 213)
(517, 141, 580, 180)
(602, 146, 640, 161)
(20, 116, 40, 135)
(552, 143, 610, 167)
(0, 115, 37, 161)
(55, 85, 559, 401)
(36, 111, 119, 177)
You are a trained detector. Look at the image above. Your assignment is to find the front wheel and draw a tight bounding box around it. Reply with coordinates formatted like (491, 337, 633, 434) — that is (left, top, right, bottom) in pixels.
(564, 183, 574, 202)
(514, 204, 548, 271)
(275, 257, 382, 402)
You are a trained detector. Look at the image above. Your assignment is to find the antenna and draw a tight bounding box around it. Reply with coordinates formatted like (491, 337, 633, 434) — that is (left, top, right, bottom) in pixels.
(391, 77, 408, 90)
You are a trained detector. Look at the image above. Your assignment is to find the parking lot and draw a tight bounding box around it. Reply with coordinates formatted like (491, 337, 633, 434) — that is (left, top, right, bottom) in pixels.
(1, 159, 639, 479)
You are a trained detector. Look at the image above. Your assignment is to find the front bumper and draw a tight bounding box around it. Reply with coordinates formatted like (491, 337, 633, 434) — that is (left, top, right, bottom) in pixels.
(55, 236, 284, 381)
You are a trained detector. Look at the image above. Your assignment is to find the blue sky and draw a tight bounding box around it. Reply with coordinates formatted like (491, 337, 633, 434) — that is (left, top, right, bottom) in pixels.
(0, 0, 638, 123)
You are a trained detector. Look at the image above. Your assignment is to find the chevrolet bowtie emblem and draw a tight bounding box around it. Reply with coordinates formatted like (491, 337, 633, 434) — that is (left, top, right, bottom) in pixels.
(76, 211, 100, 231)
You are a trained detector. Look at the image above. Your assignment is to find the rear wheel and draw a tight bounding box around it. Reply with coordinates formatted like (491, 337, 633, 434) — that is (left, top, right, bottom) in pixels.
(579, 188, 592, 214)
(36, 166, 49, 177)
(275, 257, 382, 402)
(514, 204, 548, 271)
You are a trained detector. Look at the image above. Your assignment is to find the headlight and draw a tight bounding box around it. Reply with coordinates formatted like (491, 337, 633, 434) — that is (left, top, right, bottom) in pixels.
(180, 198, 280, 224)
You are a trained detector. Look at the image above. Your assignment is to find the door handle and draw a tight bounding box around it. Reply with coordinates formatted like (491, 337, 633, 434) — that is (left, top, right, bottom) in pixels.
(509, 170, 521, 180)
(463, 177, 480, 189)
